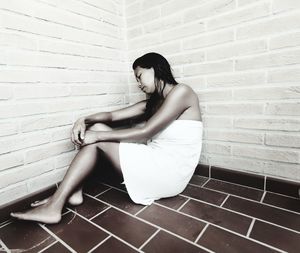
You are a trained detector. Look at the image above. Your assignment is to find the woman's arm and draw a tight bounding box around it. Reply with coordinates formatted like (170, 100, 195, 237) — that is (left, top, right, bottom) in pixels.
(87, 85, 191, 144)
(82, 99, 147, 124)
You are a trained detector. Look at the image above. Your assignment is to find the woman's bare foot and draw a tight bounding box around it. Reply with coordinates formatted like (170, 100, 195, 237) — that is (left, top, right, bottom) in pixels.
(31, 188, 83, 207)
(10, 201, 62, 224)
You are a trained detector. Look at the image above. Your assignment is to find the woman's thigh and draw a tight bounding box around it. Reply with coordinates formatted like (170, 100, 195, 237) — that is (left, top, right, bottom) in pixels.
(85, 123, 123, 177)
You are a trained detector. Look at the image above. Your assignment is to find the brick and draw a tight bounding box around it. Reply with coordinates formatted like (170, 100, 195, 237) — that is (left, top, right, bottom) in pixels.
(25, 140, 74, 164)
(0, 102, 48, 119)
(168, 51, 205, 66)
(205, 130, 263, 144)
(207, 2, 270, 30)
(266, 133, 300, 148)
(265, 102, 300, 116)
(183, 60, 233, 76)
(0, 31, 37, 50)
(207, 72, 266, 87)
(21, 114, 73, 133)
(183, 29, 234, 50)
(0, 152, 24, 171)
(0, 132, 51, 155)
(161, 22, 205, 42)
(262, 161, 300, 181)
(236, 49, 300, 70)
(233, 86, 300, 100)
(202, 116, 233, 128)
(128, 33, 161, 50)
(234, 118, 300, 131)
(0, 183, 28, 206)
(125, 2, 142, 17)
(52, 126, 72, 141)
(237, 12, 300, 39)
(272, 0, 300, 13)
(206, 39, 267, 60)
(15, 84, 70, 99)
(55, 152, 77, 169)
(268, 68, 300, 83)
(232, 145, 300, 163)
(27, 168, 67, 193)
(161, 0, 205, 16)
(197, 89, 232, 102)
(144, 14, 181, 34)
(184, 0, 235, 23)
(270, 31, 300, 50)
(0, 121, 18, 137)
(177, 77, 206, 91)
(238, 0, 263, 7)
(141, 0, 167, 9)
(0, 85, 12, 100)
(127, 26, 143, 39)
(203, 142, 232, 155)
(126, 8, 160, 27)
(205, 103, 264, 115)
(0, 160, 53, 188)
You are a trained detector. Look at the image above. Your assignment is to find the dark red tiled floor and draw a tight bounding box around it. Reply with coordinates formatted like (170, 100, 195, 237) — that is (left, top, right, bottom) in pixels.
(0, 175, 299, 253)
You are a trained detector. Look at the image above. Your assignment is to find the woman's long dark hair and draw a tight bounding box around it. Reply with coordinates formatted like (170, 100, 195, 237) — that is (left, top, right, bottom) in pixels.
(132, 52, 178, 120)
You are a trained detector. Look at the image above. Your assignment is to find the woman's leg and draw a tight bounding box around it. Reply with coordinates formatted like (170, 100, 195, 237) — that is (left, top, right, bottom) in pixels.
(31, 123, 114, 207)
(11, 124, 122, 224)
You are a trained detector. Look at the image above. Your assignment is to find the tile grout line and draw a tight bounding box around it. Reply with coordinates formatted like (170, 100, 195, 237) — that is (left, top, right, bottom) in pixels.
(176, 198, 191, 211)
(0, 221, 13, 229)
(194, 223, 209, 244)
(260, 191, 267, 203)
(183, 184, 300, 216)
(200, 179, 210, 188)
(220, 194, 230, 207)
(153, 202, 286, 253)
(138, 229, 160, 250)
(246, 218, 256, 238)
(88, 235, 112, 253)
(179, 193, 300, 235)
(84, 193, 214, 253)
(134, 205, 149, 216)
(0, 239, 10, 253)
(38, 241, 57, 253)
(66, 207, 144, 253)
(38, 224, 77, 253)
(93, 187, 113, 198)
(101, 182, 300, 233)
(88, 206, 111, 221)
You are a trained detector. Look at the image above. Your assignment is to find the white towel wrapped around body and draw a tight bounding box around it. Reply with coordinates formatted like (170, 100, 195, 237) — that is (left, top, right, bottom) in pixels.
(119, 119, 203, 205)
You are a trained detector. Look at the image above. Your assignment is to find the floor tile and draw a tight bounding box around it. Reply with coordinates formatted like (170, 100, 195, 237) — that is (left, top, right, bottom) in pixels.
(180, 199, 251, 235)
(189, 175, 209, 187)
(41, 241, 71, 253)
(46, 211, 108, 253)
(250, 220, 300, 253)
(70, 195, 108, 219)
(223, 196, 300, 232)
(142, 230, 208, 253)
(83, 181, 110, 196)
(194, 164, 210, 177)
(92, 207, 157, 248)
(92, 236, 138, 253)
(211, 166, 264, 189)
(266, 176, 300, 198)
(137, 204, 206, 241)
(181, 184, 227, 206)
(204, 179, 264, 201)
(263, 192, 300, 213)
(0, 220, 55, 253)
(155, 195, 188, 210)
(198, 224, 277, 253)
(97, 188, 144, 215)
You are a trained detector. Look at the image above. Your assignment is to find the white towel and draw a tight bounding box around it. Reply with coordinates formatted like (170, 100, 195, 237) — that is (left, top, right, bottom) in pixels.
(119, 120, 203, 205)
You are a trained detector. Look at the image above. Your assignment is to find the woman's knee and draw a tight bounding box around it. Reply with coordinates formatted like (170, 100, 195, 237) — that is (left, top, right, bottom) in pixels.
(87, 123, 113, 131)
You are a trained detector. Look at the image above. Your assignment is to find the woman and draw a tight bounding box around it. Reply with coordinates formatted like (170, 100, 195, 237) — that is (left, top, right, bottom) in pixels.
(10, 52, 203, 224)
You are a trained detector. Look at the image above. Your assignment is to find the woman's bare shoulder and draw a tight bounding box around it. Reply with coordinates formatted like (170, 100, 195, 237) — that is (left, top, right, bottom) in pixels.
(175, 83, 198, 100)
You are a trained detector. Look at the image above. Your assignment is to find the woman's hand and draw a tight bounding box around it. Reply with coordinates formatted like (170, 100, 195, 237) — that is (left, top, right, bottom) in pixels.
(71, 118, 86, 147)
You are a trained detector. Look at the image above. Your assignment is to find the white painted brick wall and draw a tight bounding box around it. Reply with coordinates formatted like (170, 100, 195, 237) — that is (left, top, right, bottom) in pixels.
(0, 0, 127, 206)
(125, 0, 300, 182)
(1, 0, 300, 207)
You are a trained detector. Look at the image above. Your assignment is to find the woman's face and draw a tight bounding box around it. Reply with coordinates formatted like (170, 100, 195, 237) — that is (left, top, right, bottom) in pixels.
(134, 66, 156, 94)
